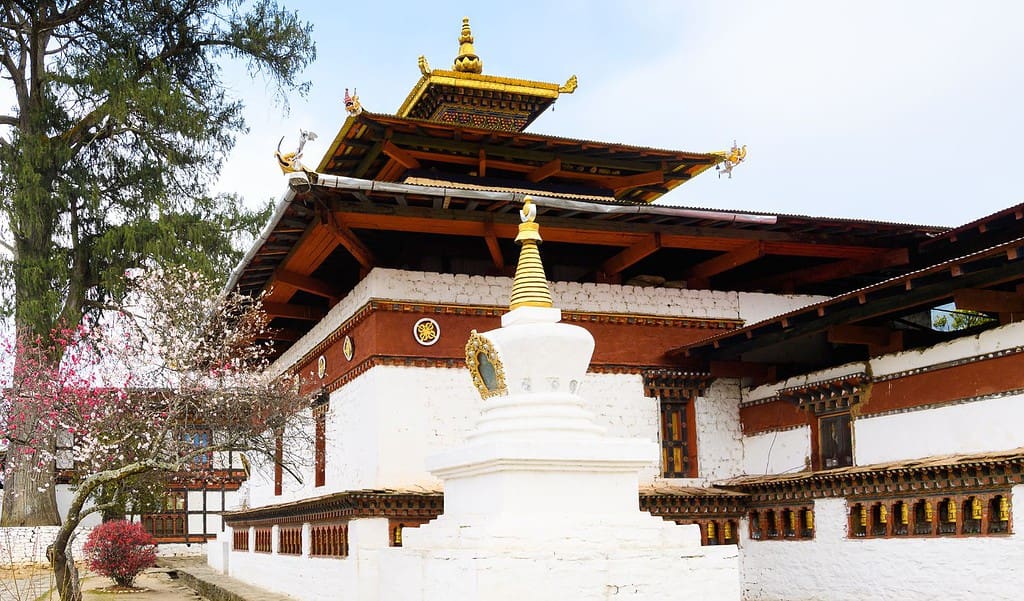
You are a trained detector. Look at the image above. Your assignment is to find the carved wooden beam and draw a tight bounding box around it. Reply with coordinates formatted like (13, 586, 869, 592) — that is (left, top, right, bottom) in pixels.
(526, 158, 561, 183)
(273, 269, 342, 303)
(382, 140, 421, 169)
(601, 234, 661, 276)
(324, 214, 376, 271)
(748, 249, 910, 290)
(483, 222, 505, 270)
(599, 170, 665, 195)
(262, 302, 326, 321)
(685, 241, 765, 281)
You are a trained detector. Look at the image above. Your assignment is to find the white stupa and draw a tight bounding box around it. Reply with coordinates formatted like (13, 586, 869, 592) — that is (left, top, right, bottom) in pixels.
(381, 198, 740, 600)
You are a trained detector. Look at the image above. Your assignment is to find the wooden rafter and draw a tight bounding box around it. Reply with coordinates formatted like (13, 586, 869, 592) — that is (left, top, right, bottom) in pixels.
(685, 241, 765, 281)
(953, 288, 1024, 313)
(483, 221, 504, 270)
(324, 214, 376, 270)
(601, 234, 661, 275)
(526, 158, 561, 183)
(600, 170, 665, 195)
(748, 249, 910, 290)
(272, 269, 342, 303)
(263, 302, 326, 321)
(382, 140, 421, 169)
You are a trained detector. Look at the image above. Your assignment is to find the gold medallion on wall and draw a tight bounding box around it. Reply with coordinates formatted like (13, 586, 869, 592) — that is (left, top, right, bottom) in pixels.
(465, 330, 507, 399)
(317, 355, 327, 379)
(342, 335, 355, 361)
(413, 318, 441, 346)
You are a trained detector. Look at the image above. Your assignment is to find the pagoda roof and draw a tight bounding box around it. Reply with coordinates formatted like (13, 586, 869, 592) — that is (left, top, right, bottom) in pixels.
(316, 112, 726, 204)
(226, 174, 943, 355)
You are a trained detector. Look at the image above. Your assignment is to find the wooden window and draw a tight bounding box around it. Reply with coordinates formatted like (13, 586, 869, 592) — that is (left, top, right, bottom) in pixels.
(314, 393, 328, 488)
(850, 503, 867, 538)
(310, 522, 348, 558)
(722, 519, 738, 544)
(765, 509, 779, 539)
(892, 501, 910, 536)
(818, 413, 853, 469)
(913, 499, 935, 535)
(388, 518, 430, 547)
(274, 433, 283, 496)
(749, 511, 762, 540)
(938, 497, 958, 535)
(254, 527, 272, 553)
(181, 429, 212, 467)
(660, 399, 696, 478)
(233, 528, 249, 551)
(989, 496, 1010, 534)
(279, 526, 302, 555)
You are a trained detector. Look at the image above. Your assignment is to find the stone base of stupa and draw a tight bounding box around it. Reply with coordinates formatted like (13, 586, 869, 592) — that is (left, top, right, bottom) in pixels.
(378, 436, 740, 601)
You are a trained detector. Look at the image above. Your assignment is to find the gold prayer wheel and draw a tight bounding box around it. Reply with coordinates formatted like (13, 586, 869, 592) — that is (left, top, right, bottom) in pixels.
(900, 502, 909, 525)
(947, 499, 958, 523)
(999, 496, 1010, 522)
(805, 509, 814, 530)
(971, 497, 982, 520)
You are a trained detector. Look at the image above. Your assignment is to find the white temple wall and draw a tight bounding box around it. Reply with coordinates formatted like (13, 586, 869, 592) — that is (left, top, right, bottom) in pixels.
(856, 391, 1024, 465)
(741, 427, 810, 476)
(739, 486, 1024, 601)
(213, 518, 389, 601)
(271, 268, 825, 377)
(695, 379, 744, 481)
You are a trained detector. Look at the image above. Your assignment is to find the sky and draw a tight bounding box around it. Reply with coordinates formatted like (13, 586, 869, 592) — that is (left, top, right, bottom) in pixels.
(212, 0, 1024, 228)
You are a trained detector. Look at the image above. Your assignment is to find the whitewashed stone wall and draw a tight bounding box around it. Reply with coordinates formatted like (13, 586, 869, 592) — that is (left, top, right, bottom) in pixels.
(0, 526, 90, 565)
(695, 379, 744, 481)
(739, 486, 1024, 601)
(246, 366, 669, 508)
(209, 519, 389, 601)
(856, 391, 1024, 465)
(741, 427, 810, 476)
(271, 268, 824, 376)
(741, 322, 1024, 475)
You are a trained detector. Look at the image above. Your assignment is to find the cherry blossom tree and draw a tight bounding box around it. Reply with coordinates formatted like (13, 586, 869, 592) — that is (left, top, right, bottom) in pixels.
(0, 267, 311, 601)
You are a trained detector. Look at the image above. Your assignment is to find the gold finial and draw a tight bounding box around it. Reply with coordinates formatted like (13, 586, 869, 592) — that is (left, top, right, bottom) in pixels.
(418, 55, 431, 75)
(509, 197, 553, 309)
(453, 17, 483, 74)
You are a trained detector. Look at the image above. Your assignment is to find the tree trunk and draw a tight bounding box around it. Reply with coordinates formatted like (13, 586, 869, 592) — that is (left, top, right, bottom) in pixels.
(48, 545, 82, 601)
(0, 442, 61, 526)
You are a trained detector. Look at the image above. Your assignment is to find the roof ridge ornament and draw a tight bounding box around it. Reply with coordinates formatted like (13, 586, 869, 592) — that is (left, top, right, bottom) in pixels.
(509, 197, 553, 310)
(717, 140, 747, 179)
(453, 17, 483, 74)
(275, 129, 318, 174)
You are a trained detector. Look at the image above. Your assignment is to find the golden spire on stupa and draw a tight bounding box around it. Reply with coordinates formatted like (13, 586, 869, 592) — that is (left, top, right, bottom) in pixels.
(453, 17, 483, 74)
(509, 197, 553, 309)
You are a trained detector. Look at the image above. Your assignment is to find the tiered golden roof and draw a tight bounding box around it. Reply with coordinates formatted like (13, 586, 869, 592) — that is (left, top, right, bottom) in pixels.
(396, 18, 577, 132)
(509, 198, 553, 309)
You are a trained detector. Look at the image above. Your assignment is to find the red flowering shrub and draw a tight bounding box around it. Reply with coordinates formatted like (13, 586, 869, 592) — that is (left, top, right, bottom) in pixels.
(82, 520, 157, 587)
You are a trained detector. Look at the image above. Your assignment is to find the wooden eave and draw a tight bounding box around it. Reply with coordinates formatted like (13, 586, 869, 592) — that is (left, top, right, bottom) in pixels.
(673, 235, 1024, 361)
(396, 70, 562, 125)
(233, 175, 945, 356)
(315, 112, 723, 204)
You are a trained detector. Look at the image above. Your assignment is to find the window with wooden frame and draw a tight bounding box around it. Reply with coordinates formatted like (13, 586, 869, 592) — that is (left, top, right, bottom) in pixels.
(644, 371, 707, 479)
(310, 522, 348, 558)
(279, 525, 302, 555)
(313, 391, 329, 488)
(233, 527, 249, 551)
(818, 412, 853, 470)
(254, 527, 272, 553)
(183, 429, 213, 467)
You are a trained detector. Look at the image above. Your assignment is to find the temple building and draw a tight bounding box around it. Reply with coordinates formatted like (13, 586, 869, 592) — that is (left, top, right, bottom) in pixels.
(206, 19, 1024, 601)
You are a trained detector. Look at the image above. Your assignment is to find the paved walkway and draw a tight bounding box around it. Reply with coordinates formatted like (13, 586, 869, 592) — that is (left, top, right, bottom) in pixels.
(0, 565, 203, 601)
(158, 558, 297, 601)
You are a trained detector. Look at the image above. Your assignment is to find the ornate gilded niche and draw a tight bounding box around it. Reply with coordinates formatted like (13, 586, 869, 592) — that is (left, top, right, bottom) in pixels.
(466, 330, 507, 399)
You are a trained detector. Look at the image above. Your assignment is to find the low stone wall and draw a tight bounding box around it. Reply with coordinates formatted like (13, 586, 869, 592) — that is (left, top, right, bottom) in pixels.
(0, 526, 91, 566)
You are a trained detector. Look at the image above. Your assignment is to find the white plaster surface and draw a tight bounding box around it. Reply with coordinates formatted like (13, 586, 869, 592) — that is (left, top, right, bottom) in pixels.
(871, 321, 1024, 377)
(856, 391, 1024, 465)
(695, 380, 744, 481)
(739, 487, 1024, 601)
(737, 292, 827, 326)
(742, 427, 810, 476)
(270, 268, 824, 376)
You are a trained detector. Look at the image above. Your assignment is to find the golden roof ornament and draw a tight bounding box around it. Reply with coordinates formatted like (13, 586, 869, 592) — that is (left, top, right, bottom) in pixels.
(717, 140, 747, 179)
(344, 88, 363, 116)
(453, 17, 483, 74)
(275, 129, 318, 174)
(509, 197, 553, 309)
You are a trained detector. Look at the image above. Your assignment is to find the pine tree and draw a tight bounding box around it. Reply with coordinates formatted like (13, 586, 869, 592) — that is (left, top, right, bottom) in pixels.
(0, 0, 315, 526)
